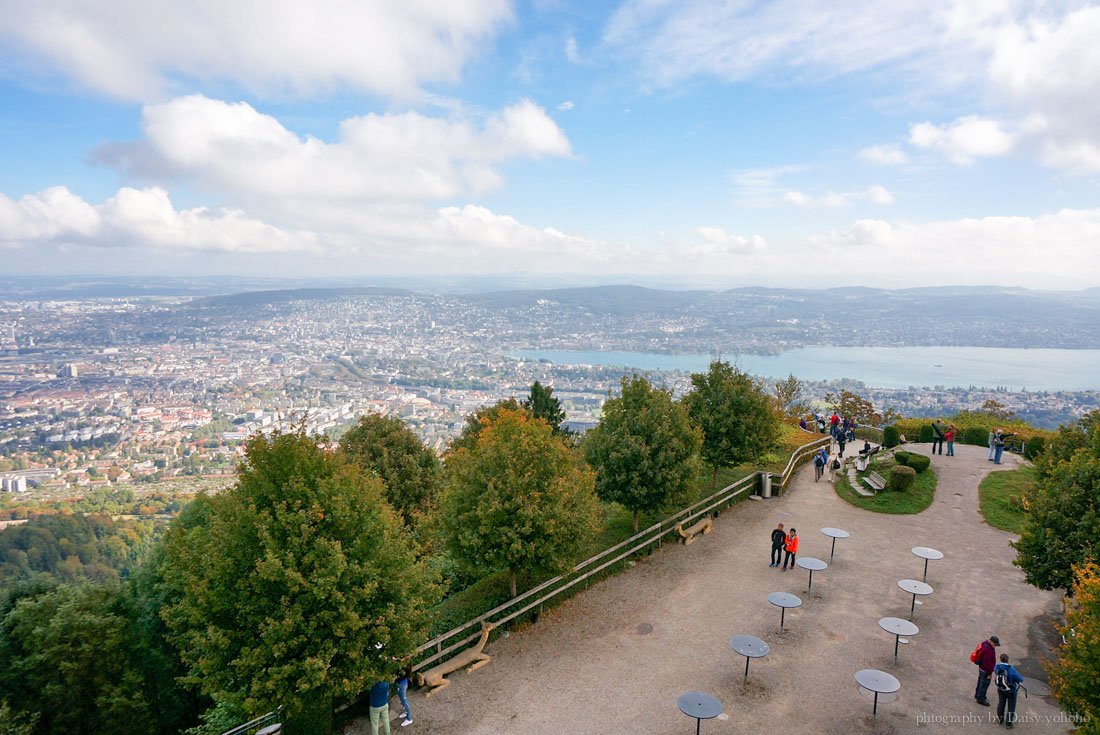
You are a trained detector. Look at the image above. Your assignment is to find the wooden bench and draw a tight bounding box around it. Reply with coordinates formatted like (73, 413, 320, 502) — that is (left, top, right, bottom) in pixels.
(863, 470, 887, 494)
(675, 517, 713, 545)
(856, 446, 880, 472)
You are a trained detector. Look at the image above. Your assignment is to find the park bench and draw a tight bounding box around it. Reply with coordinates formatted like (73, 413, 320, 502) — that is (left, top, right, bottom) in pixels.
(856, 446, 880, 472)
(863, 470, 887, 494)
(675, 517, 713, 545)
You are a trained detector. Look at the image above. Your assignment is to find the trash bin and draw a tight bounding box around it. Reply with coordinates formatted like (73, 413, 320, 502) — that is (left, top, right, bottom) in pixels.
(760, 472, 773, 499)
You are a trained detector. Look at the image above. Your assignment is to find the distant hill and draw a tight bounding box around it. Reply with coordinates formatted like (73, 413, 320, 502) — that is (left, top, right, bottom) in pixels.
(195, 286, 415, 307)
(464, 285, 715, 315)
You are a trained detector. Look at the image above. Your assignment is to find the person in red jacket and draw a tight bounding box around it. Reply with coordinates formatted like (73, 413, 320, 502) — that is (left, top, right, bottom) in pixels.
(781, 528, 799, 571)
(974, 635, 1000, 705)
(945, 424, 957, 457)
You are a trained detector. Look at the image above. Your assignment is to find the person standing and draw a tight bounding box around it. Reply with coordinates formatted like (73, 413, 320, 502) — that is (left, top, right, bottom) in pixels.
(988, 429, 997, 461)
(994, 653, 1025, 727)
(369, 680, 392, 735)
(813, 448, 827, 482)
(770, 523, 787, 567)
(994, 430, 1012, 464)
(837, 432, 847, 458)
(945, 424, 956, 457)
(973, 636, 1000, 706)
(395, 667, 413, 727)
(782, 528, 798, 571)
(829, 454, 841, 483)
(931, 421, 945, 455)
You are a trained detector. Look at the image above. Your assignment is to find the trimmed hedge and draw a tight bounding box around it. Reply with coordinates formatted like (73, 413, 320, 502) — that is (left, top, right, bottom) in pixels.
(1023, 436, 1045, 460)
(893, 414, 1051, 448)
(917, 424, 934, 443)
(962, 427, 989, 446)
(888, 465, 917, 492)
(894, 451, 931, 473)
(883, 425, 900, 448)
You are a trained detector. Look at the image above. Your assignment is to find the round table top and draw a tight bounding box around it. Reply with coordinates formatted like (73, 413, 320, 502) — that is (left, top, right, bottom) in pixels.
(767, 591, 803, 609)
(256, 727, 281, 735)
(729, 634, 769, 658)
(821, 527, 850, 539)
(898, 579, 934, 596)
(677, 691, 722, 720)
(796, 557, 828, 572)
(855, 669, 901, 694)
(912, 546, 944, 561)
(878, 617, 919, 636)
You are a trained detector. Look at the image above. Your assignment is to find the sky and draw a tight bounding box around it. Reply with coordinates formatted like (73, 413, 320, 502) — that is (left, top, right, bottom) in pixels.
(1, 0, 1100, 289)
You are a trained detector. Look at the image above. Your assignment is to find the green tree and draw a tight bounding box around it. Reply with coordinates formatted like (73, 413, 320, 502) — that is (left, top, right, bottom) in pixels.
(338, 414, 442, 528)
(1049, 562, 1100, 734)
(438, 409, 599, 597)
(583, 376, 701, 532)
(772, 373, 808, 419)
(0, 581, 157, 735)
(684, 361, 779, 488)
(825, 389, 882, 425)
(448, 398, 524, 455)
(522, 381, 567, 434)
(1014, 412, 1100, 591)
(159, 430, 438, 735)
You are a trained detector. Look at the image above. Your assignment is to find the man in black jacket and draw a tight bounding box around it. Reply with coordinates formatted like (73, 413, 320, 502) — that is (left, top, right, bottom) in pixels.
(769, 523, 787, 568)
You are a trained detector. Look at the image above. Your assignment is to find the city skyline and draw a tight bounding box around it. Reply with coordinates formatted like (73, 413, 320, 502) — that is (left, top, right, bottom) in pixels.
(2, 1, 1100, 287)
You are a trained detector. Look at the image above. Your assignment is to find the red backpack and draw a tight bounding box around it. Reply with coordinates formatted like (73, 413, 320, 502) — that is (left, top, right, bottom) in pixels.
(970, 643, 983, 664)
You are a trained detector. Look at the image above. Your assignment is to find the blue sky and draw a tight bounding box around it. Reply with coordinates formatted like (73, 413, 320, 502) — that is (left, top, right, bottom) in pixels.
(1, 0, 1099, 288)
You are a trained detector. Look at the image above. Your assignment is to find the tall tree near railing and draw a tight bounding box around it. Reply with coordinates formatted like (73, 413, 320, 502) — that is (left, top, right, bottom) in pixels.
(523, 380, 567, 434)
(584, 376, 702, 531)
(338, 413, 442, 530)
(438, 409, 598, 598)
(772, 373, 809, 419)
(684, 361, 778, 489)
(1049, 562, 1100, 732)
(158, 430, 439, 735)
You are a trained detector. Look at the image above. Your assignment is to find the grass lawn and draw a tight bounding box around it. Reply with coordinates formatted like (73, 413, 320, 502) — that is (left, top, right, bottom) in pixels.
(835, 456, 938, 514)
(978, 465, 1036, 534)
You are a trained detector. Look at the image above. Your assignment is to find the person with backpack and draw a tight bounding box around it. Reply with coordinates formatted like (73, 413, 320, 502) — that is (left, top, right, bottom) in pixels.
(971, 635, 1000, 706)
(781, 528, 798, 571)
(994, 653, 1025, 727)
(829, 454, 841, 482)
(813, 448, 827, 482)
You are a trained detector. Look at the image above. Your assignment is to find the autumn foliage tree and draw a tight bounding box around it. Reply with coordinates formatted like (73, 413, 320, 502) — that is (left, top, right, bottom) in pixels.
(1049, 562, 1100, 733)
(438, 409, 599, 597)
(159, 430, 438, 735)
(584, 376, 701, 532)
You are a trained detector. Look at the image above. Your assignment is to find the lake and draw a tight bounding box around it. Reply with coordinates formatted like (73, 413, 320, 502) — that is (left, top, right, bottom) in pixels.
(509, 346, 1100, 392)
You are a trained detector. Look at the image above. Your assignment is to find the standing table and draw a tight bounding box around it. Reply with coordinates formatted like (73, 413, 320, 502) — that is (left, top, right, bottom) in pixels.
(821, 527, 850, 561)
(855, 669, 901, 716)
(795, 557, 828, 593)
(897, 579, 933, 620)
(676, 691, 722, 735)
(767, 592, 802, 632)
(878, 617, 919, 659)
(911, 547, 944, 582)
(729, 635, 769, 683)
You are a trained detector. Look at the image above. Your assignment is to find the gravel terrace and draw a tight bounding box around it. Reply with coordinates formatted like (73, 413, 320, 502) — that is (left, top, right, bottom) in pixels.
(348, 443, 1069, 734)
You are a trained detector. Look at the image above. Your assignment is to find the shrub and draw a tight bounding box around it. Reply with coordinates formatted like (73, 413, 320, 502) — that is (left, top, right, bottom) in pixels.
(887, 465, 917, 492)
(894, 451, 931, 473)
(1024, 436, 1045, 460)
(883, 425, 900, 448)
(917, 424, 934, 443)
(962, 427, 990, 446)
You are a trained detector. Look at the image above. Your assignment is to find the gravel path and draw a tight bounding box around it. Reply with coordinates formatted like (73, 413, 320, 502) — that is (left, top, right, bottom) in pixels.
(349, 443, 1069, 734)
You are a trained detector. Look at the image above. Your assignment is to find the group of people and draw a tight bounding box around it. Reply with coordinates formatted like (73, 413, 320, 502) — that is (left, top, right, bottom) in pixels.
(930, 422, 957, 456)
(988, 429, 1014, 464)
(368, 668, 414, 734)
(768, 523, 799, 571)
(973, 636, 1027, 727)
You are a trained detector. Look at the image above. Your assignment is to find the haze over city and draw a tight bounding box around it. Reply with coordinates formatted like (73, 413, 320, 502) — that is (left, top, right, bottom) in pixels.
(1, 1, 1099, 287)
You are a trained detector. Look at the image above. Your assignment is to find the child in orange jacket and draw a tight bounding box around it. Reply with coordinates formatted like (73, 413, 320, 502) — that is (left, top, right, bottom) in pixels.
(782, 528, 799, 570)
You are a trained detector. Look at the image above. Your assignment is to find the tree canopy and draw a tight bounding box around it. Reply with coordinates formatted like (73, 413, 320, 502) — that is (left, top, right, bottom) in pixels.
(583, 376, 701, 531)
(0, 514, 156, 585)
(683, 360, 779, 487)
(825, 389, 882, 426)
(448, 398, 524, 455)
(338, 413, 441, 528)
(522, 381, 567, 434)
(1014, 411, 1100, 591)
(1049, 562, 1100, 733)
(159, 430, 438, 735)
(772, 373, 808, 420)
(438, 409, 599, 597)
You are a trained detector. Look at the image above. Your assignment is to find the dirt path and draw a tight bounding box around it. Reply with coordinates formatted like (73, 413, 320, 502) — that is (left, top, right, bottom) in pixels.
(350, 444, 1069, 734)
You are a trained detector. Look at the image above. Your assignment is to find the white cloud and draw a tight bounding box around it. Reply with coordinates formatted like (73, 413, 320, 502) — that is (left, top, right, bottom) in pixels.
(435, 205, 613, 258)
(858, 144, 910, 166)
(0, 186, 317, 253)
(98, 95, 573, 207)
(691, 227, 767, 255)
(866, 185, 895, 205)
(909, 115, 1016, 164)
(781, 186, 894, 207)
(730, 165, 807, 206)
(565, 34, 581, 64)
(557, 100, 575, 111)
(0, 0, 513, 100)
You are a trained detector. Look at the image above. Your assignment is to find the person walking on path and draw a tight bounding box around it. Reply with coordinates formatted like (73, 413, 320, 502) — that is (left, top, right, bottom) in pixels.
(828, 455, 841, 483)
(989, 429, 997, 461)
(994, 653, 1025, 727)
(945, 424, 956, 457)
(369, 680, 392, 735)
(813, 448, 827, 482)
(837, 432, 846, 458)
(973, 636, 1000, 706)
(782, 529, 799, 571)
(770, 523, 787, 567)
(396, 667, 413, 727)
